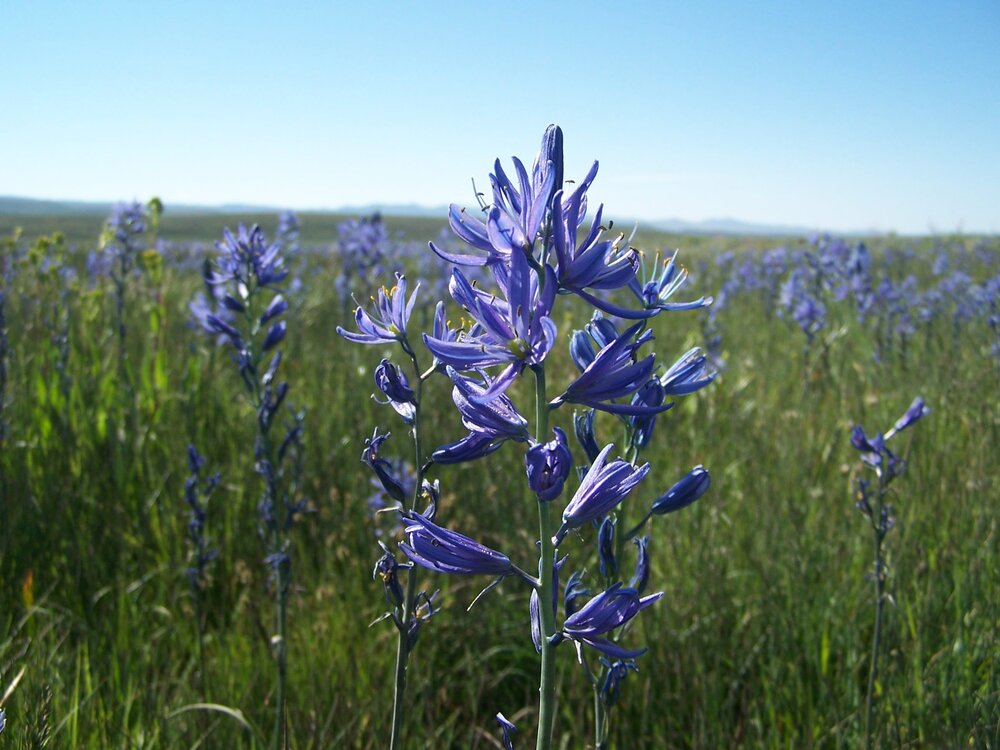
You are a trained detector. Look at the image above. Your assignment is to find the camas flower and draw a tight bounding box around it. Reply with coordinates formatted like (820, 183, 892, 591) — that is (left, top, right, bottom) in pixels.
(554, 444, 650, 545)
(573, 409, 602, 465)
(429, 124, 564, 267)
(423, 248, 557, 402)
(362, 429, 407, 504)
(628, 250, 712, 312)
(337, 273, 419, 345)
(629, 379, 666, 449)
(628, 536, 650, 593)
(599, 658, 640, 708)
(431, 368, 530, 465)
(213, 224, 287, 289)
(651, 465, 711, 516)
(886, 396, 930, 439)
(374, 359, 417, 423)
(552, 322, 673, 416)
(552, 177, 644, 308)
(525, 428, 573, 501)
(555, 582, 663, 658)
(495, 712, 517, 750)
(598, 516, 617, 578)
(659, 348, 717, 396)
(399, 511, 529, 581)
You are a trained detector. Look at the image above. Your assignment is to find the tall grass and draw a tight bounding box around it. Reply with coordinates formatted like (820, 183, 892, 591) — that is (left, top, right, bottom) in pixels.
(0, 218, 997, 748)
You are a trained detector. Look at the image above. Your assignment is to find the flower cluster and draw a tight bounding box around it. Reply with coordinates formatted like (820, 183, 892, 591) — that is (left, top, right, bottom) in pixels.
(183, 444, 221, 593)
(198, 223, 305, 748)
(338, 125, 714, 748)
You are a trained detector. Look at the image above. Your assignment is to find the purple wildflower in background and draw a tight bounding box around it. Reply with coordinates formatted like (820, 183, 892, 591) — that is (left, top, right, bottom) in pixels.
(184, 445, 221, 592)
(336, 213, 392, 301)
(887, 397, 930, 438)
(212, 224, 288, 289)
(851, 396, 929, 746)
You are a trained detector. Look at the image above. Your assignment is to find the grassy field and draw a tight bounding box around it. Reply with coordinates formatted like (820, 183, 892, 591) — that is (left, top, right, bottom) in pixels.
(0, 208, 997, 749)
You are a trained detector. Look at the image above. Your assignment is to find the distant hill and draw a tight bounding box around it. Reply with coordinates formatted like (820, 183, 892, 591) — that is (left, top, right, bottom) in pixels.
(1, 195, 932, 238)
(649, 217, 817, 237)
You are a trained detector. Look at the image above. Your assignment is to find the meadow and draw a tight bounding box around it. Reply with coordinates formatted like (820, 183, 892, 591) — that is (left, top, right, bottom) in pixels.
(0, 199, 998, 749)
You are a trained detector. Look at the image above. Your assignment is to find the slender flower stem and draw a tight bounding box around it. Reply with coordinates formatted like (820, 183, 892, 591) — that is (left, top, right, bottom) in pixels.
(864, 472, 887, 750)
(594, 687, 607, 750)
(243, 288, 289, 750)
(389, 347, 425, 750)
(533, 365, 557, 750)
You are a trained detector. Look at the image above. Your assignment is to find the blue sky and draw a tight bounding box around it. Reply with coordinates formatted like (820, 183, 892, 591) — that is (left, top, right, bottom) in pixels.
(1, 1, 998, 233)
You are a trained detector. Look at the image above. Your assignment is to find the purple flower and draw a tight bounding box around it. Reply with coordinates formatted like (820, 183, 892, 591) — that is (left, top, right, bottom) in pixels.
(429, 124, 564, 267)
(886, 396, 929, 438)
(598, 516, 617, 578)
(556, 582, 662, 658)
(628, 536, 650, 593)
(553, 322, 673, 417)
(399, 511, 525, 579)
(362, 429, 407, 504)
(450, 368, 529, 439)
(213, 224, 287, 289)
(628, 250, 712, 312)
(430, 369, 530, 464)
(629, 379, 666, 448)
(552, 179, 640, 298)
(423, 248, 557, 402)
(373, 541, 406, 609)
(573, 409, 601, 465)
(337, 273, 419, 345)
(374, 359, 417, 423)
(554, 444, 650, 545)
(599, 658, 640, 707)
(260, 294, 288, 325)
(659, 347, 717, 396)
(495, 712, 517, 750)
(651, 465, 711, 515)
(525, 428, 573, 501)
(262, 321, 286, 352)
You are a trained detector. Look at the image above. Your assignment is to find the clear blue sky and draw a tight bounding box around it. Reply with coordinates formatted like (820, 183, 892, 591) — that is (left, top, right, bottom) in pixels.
(1, 1, 998, 234)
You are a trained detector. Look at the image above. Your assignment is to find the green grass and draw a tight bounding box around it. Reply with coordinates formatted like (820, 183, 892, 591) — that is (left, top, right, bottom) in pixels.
(0, 217, 997, 749)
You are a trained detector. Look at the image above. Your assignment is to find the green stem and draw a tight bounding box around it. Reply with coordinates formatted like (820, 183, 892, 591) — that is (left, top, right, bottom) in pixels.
(273, 564, 288, 750)
(389, 347, 425, 750)
(864, 474, 888, 750)
(865, 526, 885, 750)
(594, 686, 607, 750)
(533, 365, 557, 750)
